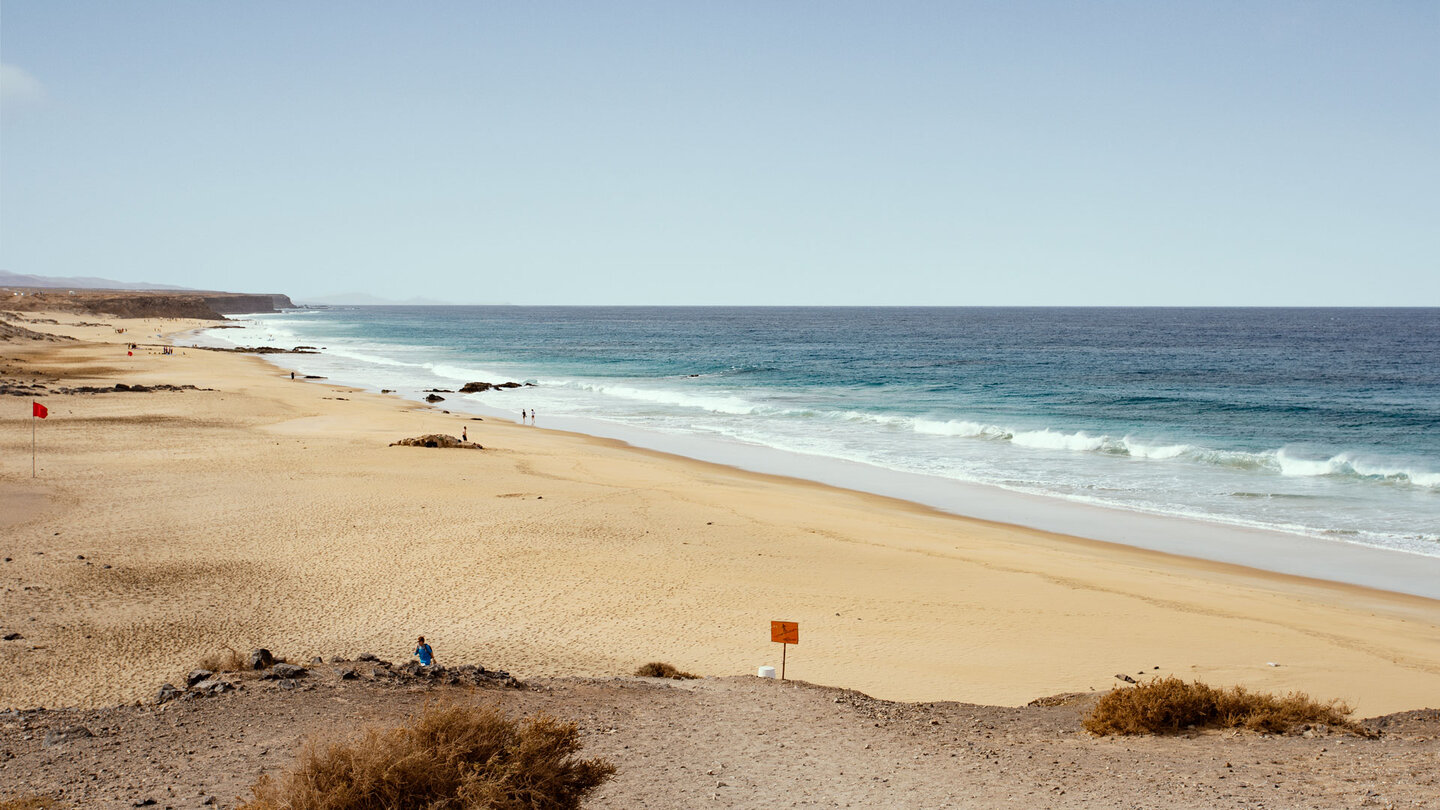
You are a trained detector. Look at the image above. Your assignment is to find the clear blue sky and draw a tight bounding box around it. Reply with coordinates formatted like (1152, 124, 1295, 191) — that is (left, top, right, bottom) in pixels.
(2, 1, 1436, 305)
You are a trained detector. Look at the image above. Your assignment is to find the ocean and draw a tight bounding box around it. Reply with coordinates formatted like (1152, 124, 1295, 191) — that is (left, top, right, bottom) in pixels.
(196, 306, 1440, 561)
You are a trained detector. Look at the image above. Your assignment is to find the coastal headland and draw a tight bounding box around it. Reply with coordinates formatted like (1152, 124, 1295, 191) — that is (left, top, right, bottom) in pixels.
(1, 295, 1438, 805)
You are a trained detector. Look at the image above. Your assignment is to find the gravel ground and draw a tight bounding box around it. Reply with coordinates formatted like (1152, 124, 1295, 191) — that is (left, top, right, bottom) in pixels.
(1, 665, 1436, 809)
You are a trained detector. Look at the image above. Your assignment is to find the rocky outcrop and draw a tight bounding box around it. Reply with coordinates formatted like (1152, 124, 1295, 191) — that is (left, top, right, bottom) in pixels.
(204, 346, 318, 354)
(201, 294, 295, 314)
(3, 382, 213, 398)
(336, 658, 520, 689)
(261, 663, 307, 680)
(459, 381, 531, 393)
(0, 318, 75, 342)
(149, 650, 520, 704)
(389, 434, 482, 449)
(190, 678, 235, 695)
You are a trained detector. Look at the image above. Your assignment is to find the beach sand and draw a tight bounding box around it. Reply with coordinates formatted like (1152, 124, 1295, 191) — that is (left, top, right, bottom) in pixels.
(2, 312, 1438, 716)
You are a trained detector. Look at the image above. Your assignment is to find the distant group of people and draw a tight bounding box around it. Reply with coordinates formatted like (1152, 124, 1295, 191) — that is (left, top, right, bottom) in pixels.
(521, 408, 536, 425)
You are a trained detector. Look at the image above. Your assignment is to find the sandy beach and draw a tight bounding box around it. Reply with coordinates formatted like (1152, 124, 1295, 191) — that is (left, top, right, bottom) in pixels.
(2, 311, 1439, 716)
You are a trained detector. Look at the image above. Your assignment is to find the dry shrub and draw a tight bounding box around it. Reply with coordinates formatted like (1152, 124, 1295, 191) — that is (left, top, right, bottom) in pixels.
(0, 798, 57, 810)
(237, 702, 614, 810)
(634, 662, 697, 679)
(197, 645, 244, 672)
(1084, 676, 1364, 736)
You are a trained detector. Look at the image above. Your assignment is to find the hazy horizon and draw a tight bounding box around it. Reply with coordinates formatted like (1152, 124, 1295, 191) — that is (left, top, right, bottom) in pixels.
(2, 2, 1436, 306)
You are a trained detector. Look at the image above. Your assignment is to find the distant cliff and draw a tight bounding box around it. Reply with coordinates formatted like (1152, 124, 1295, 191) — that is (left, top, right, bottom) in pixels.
(1, 289, 294, 320)
(202, 293, 296, 315)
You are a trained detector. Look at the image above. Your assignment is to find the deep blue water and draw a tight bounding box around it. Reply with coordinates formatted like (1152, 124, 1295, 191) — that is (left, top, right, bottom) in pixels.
(208, 307, 1440, 556)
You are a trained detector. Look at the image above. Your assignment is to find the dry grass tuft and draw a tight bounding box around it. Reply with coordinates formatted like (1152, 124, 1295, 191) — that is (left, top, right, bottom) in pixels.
(1084, 676, 1366, 736)
(197, 645, 245, 672)
(237, 701, 614, 810)
(634, 662, 698, 680)
(0, 797, 57, 810)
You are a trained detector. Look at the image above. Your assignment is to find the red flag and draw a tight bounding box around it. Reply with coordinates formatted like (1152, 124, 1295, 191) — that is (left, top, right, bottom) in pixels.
(32, 401, 47, 419)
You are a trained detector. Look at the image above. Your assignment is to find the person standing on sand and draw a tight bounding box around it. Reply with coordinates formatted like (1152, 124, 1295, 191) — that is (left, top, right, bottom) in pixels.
(462, 426, 467, 442)
(414, 636, 435, 667)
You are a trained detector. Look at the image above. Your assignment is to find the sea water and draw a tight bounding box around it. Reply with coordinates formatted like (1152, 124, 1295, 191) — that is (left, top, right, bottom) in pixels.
(196, 307, 1440, 562)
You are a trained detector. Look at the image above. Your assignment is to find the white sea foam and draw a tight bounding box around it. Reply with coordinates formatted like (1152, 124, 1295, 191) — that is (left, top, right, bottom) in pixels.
(324, 346, 416, 368)
(1009, 429, 1109, 452)
(559, 381, 761, 416)
(1273, 448, 1440, 488)
(425, 362, 515, 384)
(911, 418, 1007, 438)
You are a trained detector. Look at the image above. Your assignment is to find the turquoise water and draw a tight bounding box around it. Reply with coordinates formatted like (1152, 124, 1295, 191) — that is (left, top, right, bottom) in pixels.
(205, 306, 1440, 557)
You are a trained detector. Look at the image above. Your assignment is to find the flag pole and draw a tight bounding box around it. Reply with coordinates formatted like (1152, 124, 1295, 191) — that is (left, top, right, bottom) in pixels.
(32, 407, 37, 478)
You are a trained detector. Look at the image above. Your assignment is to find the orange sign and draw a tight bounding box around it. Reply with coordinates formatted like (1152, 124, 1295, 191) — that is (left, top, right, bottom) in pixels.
(770, 620, 799, 645)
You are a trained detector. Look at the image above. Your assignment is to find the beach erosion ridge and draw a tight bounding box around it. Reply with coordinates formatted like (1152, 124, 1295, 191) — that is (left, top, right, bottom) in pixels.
(2, 291, 1439, 808)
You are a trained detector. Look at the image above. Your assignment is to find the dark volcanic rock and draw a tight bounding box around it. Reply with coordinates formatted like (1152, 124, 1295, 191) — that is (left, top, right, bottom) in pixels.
(425, 393, 445, 402)
(389, 433, 482, 449)
(267, 663, 307, 679)
(206, 345, 317, 354)
(191, 679, 234, 695)
(57, 383, 209, 395)
(186, 669, 214, 687)
(248, 648, 275, 670)
(459, 380, 532, 393)
(155, 683, 182, 704)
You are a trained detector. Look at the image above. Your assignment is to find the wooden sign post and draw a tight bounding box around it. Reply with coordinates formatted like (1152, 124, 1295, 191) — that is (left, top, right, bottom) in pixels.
(770, 620, 798, 680)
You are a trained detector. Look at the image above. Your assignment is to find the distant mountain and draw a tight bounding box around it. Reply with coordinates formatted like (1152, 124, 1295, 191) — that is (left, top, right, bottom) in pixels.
(0, 270, 194, 291)
(300, 292, 453, 306)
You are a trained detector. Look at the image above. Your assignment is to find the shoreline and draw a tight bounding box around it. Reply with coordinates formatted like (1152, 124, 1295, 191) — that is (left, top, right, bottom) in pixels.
(3, 311, 1439, 716)
(189, 318, 1440, 600)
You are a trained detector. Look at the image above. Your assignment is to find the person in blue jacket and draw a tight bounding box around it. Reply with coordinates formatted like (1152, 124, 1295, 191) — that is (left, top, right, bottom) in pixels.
(414, 635, 435, 667)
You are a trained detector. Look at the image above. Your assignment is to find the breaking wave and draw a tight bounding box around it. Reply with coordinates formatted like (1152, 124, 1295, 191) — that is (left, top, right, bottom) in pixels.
(899, 419, 1437, 489)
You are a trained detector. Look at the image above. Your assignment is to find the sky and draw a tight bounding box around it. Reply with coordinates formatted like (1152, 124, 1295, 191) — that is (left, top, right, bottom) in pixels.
(1, 1, 1436, 305)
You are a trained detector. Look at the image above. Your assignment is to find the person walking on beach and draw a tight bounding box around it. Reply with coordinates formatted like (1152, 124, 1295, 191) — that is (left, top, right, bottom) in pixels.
(414, 636, 435, 667)
(462, 426, 467, 442)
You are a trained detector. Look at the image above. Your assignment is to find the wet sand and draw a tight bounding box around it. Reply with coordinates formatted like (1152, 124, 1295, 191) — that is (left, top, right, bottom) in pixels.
(2, 312, 1438, 715)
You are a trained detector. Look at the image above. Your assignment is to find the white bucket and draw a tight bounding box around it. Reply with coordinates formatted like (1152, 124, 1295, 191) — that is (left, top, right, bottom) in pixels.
(757, 666, 776, 679)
